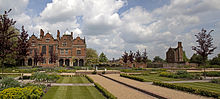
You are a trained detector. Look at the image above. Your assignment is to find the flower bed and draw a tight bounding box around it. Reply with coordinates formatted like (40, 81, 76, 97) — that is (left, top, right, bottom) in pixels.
(0, 86, 44, 99)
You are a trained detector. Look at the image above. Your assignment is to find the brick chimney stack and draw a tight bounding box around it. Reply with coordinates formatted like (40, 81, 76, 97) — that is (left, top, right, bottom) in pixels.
(178, 42, 182, 48)
(57, 30, 60, 40)
(40, 29, 44, 39)
(71, 32, 73, 38)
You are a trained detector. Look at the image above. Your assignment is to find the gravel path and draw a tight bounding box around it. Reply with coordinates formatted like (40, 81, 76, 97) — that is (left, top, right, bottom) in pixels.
(105, 74, 212, 99)
(88, 75, 156, 99)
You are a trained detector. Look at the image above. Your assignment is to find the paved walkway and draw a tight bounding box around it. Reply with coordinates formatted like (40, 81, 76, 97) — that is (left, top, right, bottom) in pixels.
(104, 74, 212, 99)
(89, 75, 155, 99)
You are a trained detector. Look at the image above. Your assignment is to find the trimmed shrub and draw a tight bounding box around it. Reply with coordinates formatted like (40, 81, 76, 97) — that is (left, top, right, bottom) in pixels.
(92, 70, 97, 74)
(85, 75, 94, 83)
(153, 81, 220, 98)
(0, 86, 44, 99)
(159, 71, 201, 80)
(120, 73, 145, 82)
(204, 71, 220, 77)
(211, 79, 220, 84)
(31, 72, 60, 82)
(94, 83, 117, 99)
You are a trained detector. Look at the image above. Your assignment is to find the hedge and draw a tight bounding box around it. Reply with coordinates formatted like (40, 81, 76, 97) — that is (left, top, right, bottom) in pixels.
(0, 86, 44, 99)
(120, 73, 146, 82)
(204, 71, 220, 77)
(85, 75, 94, 83)
(153, 81, 220, 98)
(94, 83, 117, 99)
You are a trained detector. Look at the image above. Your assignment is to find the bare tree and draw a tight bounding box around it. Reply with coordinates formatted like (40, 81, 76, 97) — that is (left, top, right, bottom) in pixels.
(192, 28, 217, 79)
(135, 50, 142, 63)
(0, 9, 17, 73)
(122, 51, 128, 66)
(128, 51, 134, 63)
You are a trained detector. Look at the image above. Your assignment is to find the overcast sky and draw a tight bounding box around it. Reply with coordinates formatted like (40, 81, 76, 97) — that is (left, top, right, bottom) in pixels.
(0, 0, 220, 60)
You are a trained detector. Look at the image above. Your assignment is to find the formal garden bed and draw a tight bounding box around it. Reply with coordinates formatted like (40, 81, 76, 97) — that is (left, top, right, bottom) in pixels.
(153, 81, 220, 98)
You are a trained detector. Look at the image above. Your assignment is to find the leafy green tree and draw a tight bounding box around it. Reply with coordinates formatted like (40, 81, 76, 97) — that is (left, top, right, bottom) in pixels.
(183, 51, 189, 62)
(142, 49, 148, 63)
(0, 9, 18, 73)
(135, 50, 142, 63)
(99, 52, 108, 63)
(189, 53, 203, 65)
(86, 48, 99, 66)
(153, 56, 164, 63)
(210, 54, 220, 65)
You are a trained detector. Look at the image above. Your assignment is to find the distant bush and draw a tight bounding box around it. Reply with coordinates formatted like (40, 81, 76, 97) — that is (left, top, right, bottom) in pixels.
(0, 86, 44, 99)
(0, 77, 20, 90)
(153, 81, 220, 98)
(31, 72, 60, 82)
(204, 71, 220, 77)
(159, 71, 201, 80)
(120, 73, 145, 82)
(92, 70, 97, 74)
(211, 79, 220, 84)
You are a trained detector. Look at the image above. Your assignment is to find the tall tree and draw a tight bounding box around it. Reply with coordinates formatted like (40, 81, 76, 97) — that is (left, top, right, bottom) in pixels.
(210, 54, 220, 65)
(86, 48, 98, 66)
(0, 9, 17, 73)
(16, 26, 30, 66)
(99, 52, 108, 63)
(135, 50, 142, 63)
(183, 51, 189, 62)
(189, 53, 203, 65)
(122, 51, 128, 64)
(128, 51, 134, 63)
(192, 28, 217, 79)
(49, 50, 58, 64)
(142, 49, 148, 63)
(153, 56, 164, 63)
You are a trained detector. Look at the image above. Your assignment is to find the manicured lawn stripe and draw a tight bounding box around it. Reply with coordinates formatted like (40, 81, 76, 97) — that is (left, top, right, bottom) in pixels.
(174, 82, 220, 93)
(43, 86, 105, 99)
(56, 76, 90, 83)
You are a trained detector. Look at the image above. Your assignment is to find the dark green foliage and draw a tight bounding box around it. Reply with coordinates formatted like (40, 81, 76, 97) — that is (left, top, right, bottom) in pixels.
(210, 54, 220, 65)
(94, 83, 117, 99)
(120, 73, 146, 82)
(190, 54, 203, 64)
(99, 52, 108, 63)
(159, 71, 201, 80)
(0, 77, 20, 90)
(92, 70, 97, 74)
(153, 81, 220, 98)
(183, 51, 189, 62)
(31, 72, 60, 82)
(211, 79, 220, 84)
(204, 71, 220, 77)
(153, 56, 164, 63)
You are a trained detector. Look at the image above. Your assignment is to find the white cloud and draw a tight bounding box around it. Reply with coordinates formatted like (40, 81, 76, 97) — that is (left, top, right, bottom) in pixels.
(1, 0, 220, 60)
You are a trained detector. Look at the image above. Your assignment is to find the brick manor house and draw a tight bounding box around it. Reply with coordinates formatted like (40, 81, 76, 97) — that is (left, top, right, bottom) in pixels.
(166, 42, 184, 63)
(26, 29, 86, 67)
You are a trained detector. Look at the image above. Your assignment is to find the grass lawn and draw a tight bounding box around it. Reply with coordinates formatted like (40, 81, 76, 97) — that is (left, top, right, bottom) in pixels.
(133, 74, 182, 82)
(56, 76, 90, 83)
(42, 86, 105, 99)
(174, 82, 220, 93)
